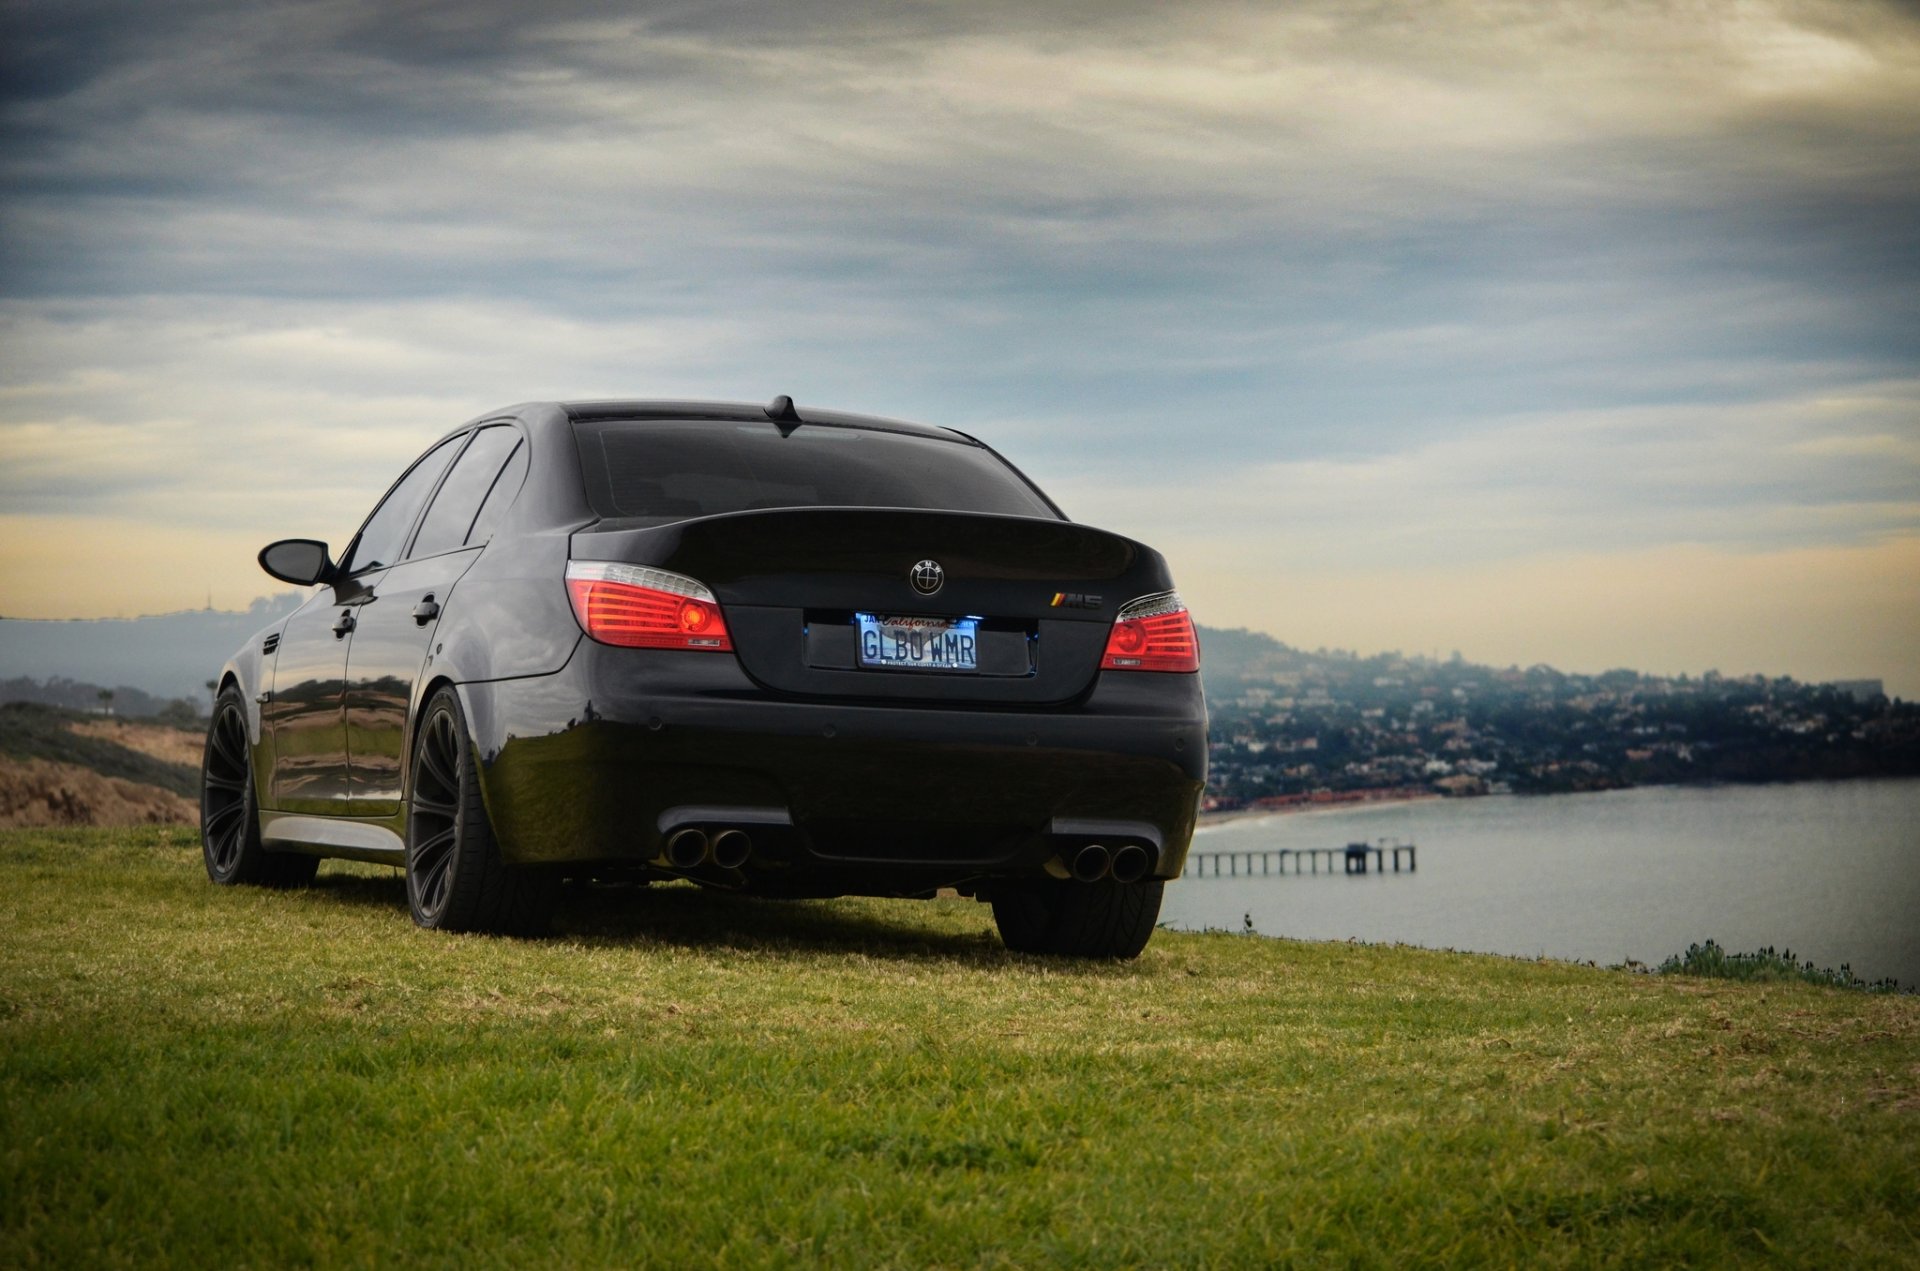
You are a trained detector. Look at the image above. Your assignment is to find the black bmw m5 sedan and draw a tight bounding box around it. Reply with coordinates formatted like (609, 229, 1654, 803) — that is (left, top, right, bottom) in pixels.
(203, 397, 1207, 958)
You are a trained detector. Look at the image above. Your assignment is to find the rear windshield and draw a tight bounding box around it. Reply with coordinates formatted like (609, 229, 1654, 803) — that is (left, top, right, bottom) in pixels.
(573, 419, 1059, 522)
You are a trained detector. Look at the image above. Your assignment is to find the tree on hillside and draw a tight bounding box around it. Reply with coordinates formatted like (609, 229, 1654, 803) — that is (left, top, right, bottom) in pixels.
(98, 688, 114, 716)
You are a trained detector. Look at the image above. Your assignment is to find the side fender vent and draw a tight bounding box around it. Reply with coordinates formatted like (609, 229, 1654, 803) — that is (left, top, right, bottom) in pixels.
(262, 633, 281, 656)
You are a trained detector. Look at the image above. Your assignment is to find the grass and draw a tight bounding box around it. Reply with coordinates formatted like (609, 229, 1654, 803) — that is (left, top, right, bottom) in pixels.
(2, 829, 1916, 1268)
(0, 702, 199, 797)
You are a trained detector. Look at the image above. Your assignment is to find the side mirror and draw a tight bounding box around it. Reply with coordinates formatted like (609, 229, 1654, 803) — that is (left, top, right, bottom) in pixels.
(258, 539, 334, 586)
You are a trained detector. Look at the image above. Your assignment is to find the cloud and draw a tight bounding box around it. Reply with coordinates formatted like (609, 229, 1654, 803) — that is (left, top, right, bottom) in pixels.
(1, 0, 1917, 691)
(1049, 380, 1920, 569)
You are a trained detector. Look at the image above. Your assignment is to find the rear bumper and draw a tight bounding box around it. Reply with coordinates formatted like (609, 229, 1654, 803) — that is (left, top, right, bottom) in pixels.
(460, 641, 1206, 890)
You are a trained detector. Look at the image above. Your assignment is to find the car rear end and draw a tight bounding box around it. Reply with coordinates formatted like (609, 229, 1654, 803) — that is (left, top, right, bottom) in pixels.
(476, 407, 1207, 899)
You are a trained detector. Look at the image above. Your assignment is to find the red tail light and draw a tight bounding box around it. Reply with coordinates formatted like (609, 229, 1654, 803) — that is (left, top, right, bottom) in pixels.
(565, 562, 733, 651)
(1101, 591, 1199, 672)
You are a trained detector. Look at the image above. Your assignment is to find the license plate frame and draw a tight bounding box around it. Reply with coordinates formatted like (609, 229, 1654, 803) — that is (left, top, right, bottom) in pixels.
(855, 613, 981, 673)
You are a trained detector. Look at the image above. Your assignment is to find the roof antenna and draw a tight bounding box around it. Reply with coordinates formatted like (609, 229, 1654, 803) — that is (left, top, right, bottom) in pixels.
(765, 394, 802, 435)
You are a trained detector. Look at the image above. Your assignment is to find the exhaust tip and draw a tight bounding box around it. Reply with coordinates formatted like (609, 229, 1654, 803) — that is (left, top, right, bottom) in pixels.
(1070, 843, 1112, 883)
(665, 827, 709, 870)
(710, 828, 752, 870)
(1110, 843, 1155, 884)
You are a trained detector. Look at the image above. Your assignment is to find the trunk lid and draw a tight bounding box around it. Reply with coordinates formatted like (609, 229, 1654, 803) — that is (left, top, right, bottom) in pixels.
(570, 507, 1172, 704)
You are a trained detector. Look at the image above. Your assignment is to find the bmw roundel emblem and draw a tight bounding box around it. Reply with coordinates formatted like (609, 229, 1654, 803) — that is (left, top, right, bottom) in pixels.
(909, 559, 945, 596)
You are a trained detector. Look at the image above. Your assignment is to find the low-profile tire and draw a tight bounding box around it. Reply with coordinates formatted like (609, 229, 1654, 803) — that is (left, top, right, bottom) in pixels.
(406, 686, 555, 935)
(991, 878, 1164, 959)
(201, 686, 318, 889)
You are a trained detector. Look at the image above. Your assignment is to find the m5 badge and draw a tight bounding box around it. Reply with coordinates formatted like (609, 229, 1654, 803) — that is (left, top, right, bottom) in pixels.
(1050, 592, 1103, 610)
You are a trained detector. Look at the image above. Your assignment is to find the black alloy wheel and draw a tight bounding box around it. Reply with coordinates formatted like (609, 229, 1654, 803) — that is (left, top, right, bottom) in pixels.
(201, 686, 317, 888)
(991, 877, 1164, 959)
(406, 686, 555, 935)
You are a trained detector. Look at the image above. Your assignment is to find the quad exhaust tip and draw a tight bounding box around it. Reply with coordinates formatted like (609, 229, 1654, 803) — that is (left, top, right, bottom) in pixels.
(665, 827, 709, 870)
(662, 825, 753, 871)
(1110, 843, 1154, 884)
(1048, 818, 1163, 885)
(710, 828, 752, 870)
(1070, 843, 1112, 883)
(655, 806, 789, 872)
(1060, 840, 1157, 883)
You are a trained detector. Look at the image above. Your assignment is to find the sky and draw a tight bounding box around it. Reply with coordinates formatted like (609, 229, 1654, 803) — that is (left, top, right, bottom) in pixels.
(2, 0, 1917, 693)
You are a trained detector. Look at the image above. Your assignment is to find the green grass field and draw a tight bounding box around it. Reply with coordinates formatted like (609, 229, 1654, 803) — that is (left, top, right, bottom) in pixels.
(2, 829, 1915, 1267)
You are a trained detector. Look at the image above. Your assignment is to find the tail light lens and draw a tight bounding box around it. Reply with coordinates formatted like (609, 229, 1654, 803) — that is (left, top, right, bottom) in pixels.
(1101, 591, 1199, 672)
(565, 562, 733, 651)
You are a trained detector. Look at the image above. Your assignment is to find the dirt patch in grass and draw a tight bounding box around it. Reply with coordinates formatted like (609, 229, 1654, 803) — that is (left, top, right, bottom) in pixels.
(0, 756, 195, 827)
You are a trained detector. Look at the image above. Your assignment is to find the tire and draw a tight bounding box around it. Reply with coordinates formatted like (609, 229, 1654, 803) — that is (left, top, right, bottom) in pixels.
(201, 685, 318, 888)
(406, 686, 556, 935)
(991, 878, 1164, 959)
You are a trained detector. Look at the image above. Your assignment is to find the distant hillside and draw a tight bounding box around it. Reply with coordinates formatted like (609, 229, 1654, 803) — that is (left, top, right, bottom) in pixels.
(0, 593, 306, 707)
(0, 702, 199, 797)
(0, 702, 199, 827)
(1194, 624, 1305, 699)
(1195, 624, 1916, 804)
(0, 677, 197, 720)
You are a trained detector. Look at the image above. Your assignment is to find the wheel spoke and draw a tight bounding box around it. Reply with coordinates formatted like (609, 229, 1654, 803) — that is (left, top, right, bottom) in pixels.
(414, 824, 456, 861)
(411, 792, 456, 819)
(205, 799, 243, 832)
(413, 825, 457, 909)
(210, 712, 247, 771)
(213, 818, 243, 870)
(204, 771, 247, 793)
(419, 728, 458, 797)
(420, 850, 454, 906)
(421, 754, 457, 800)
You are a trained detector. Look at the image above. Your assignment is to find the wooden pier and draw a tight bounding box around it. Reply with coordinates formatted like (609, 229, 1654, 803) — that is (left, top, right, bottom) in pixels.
(1183, 839, 1417, 879)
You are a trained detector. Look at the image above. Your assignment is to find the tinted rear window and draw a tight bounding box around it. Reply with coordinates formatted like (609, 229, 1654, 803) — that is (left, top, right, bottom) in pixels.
(573, 419, 1058, 522)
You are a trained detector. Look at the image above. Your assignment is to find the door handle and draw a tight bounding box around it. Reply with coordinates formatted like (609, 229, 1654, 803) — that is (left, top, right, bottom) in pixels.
(331, 610, 356, 638)
(411, 595, 440, 625)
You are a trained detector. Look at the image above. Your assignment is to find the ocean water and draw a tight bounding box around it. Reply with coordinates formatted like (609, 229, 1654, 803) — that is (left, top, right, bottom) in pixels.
(1160, 778, 1920, 987)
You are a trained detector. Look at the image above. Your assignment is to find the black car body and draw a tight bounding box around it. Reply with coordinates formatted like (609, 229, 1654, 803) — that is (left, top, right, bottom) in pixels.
(203, 398, 1207, 957)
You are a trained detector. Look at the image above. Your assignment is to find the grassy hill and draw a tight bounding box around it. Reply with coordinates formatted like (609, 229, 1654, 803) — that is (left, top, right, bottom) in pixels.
(0, 703, 200, 827)
(2, 828, 1914, 1267)
(0, 702, 200, 798)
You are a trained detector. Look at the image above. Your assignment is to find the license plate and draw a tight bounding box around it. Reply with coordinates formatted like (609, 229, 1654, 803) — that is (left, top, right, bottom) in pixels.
(856, 613, 980, 672)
